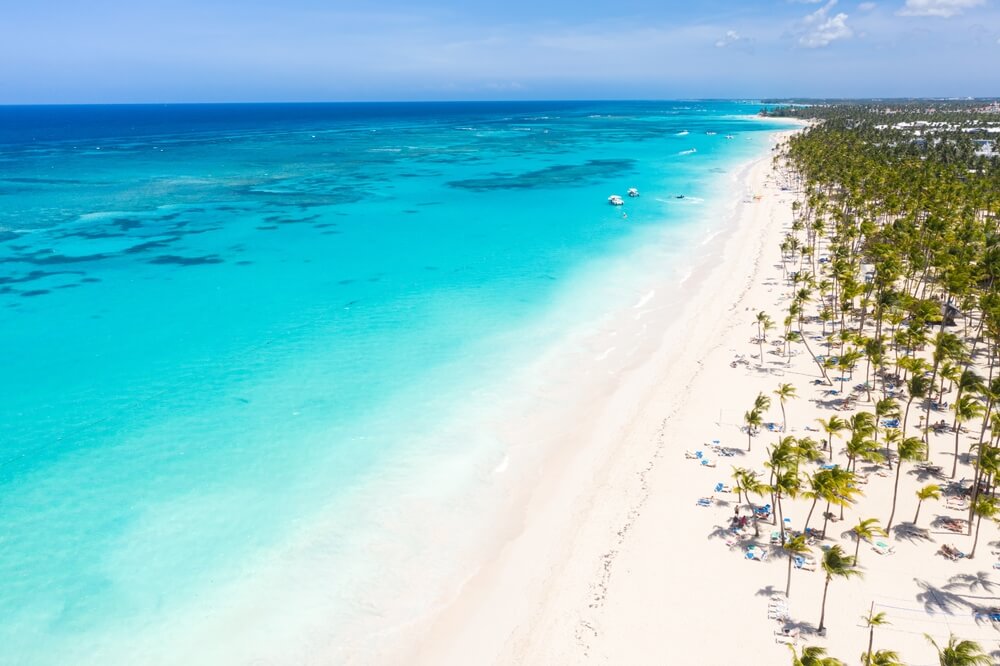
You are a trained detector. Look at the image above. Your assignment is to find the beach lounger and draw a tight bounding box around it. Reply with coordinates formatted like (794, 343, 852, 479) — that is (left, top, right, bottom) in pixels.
(714, 483, 732, 493)
(942, 520, 965, 533)
(872, 540, 894, 556)
(746, 545, 768, 561)
(700, 459, 717, 468)
(973, 610, 1000, 623)
(794, 555, 816, 571)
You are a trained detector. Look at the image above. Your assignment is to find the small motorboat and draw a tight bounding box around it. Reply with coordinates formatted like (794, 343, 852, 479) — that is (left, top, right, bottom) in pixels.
(627, 187, 639, 197)
(608, 195, 624, 206)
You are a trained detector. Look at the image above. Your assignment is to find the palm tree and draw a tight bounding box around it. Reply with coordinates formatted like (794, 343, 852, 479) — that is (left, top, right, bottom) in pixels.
(818, 545, 862, 634)
(783, 534, 811, 597)
(755, 391, 772, 414)
(744, 408, 763, 452)
(775, 382, 798, 432)
(923, 332, 965, 451)
(861, 650, 903, 666)
(901, 366, 930, 439)
(969, 495, 998, 559)
(861, 606, 891, 666)
(789, 645, 846, 666)
(756, 311, 774, 365)
(731, 466, 754, 505)
(886, 436, 925, 531)
(872, 397, 899, 451)
(802, 468, 837, 533)
(882, 427, 902, 472)
(924, 633, 992, 666)
(744, 472, 770, 538)
(773, 465, 800, 540)
(817, 415, 848, 461)
(851, 518, 887, 564)
(913, 484, 941, 525)
(950, 394, 983, 478)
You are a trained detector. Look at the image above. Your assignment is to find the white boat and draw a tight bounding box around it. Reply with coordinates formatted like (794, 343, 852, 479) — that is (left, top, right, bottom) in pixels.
(725, 134, 735, 140)
(706, 131, 717, 135)
(627, 187, 639, 197)
(608, 195, 624, 206)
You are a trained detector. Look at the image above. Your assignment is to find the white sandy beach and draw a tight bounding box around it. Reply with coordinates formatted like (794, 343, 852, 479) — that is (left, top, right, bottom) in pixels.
(386, 128, 1000, 666)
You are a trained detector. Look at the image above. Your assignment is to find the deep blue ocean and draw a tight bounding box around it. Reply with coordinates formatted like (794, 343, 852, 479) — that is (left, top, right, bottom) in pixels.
(0, 101, 788, 664)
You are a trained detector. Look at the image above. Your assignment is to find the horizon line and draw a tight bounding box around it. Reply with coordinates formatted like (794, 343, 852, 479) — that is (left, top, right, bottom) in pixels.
(1, 96, 998, 108)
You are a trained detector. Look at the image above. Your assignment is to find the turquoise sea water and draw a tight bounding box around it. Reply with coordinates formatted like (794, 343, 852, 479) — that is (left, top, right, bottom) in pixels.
(0, 102, 789, 663)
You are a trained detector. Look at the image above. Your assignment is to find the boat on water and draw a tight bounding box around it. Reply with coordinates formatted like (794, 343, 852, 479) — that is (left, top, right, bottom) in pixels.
(706, 131, 717, 135)
(608, 194, 624, 206)
(725, 134, 735, 140)
(627, 187, 639, 197)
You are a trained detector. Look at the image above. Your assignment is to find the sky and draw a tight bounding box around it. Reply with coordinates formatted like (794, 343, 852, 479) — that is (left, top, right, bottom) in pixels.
(0, 0, 997, 103)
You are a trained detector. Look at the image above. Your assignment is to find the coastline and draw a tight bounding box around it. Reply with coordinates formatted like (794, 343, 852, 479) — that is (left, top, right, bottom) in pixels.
(385, 127, 805, 664)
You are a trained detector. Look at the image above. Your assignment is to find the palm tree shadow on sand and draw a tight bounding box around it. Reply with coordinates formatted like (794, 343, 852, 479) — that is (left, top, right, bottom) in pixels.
(915, 573, 1000, 622)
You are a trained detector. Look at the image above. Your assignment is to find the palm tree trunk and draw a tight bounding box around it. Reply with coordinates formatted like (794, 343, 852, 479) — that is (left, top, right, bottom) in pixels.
(821, 500, 831, 539)
(798, 326, 832, 385)
(786, 554, 793, 597)
(818, 576, 831, 632)
(952, 419, 961, 479)
(913, 499, 923, 526)
(803, 497, 818, 534)
(923, 365, 939, 457)
(902, 397, 914, 440)
(970, 513, 984, 558)
(777, 493, 785, 540)
(886, 461, 903, 531)
(866, 602, 875, 665)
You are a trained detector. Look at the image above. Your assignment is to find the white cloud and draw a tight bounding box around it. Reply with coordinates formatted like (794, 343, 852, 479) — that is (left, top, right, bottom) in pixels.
(714, 29, 756, 52)
(858, 2, 877, 10)
(897, 0, 986, 17)
(798, 0, 854, 47)
(715, 30, 739, 46)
